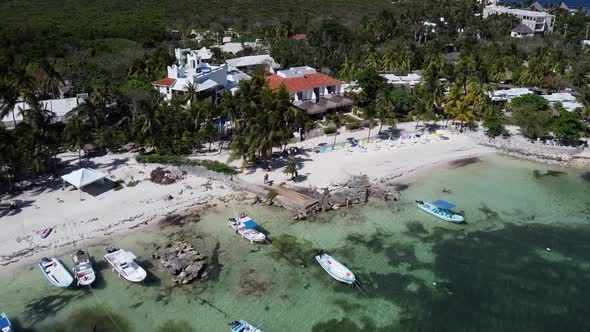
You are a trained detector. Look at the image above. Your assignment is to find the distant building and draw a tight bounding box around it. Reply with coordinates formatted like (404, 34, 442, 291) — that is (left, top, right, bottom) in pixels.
(225, 55, 281, 75)
(491, 87, 533, 102)
(483, 5, 555, 35)
(1, 94, 88, 129)
(542, 93, 583, 112)
(511, 24, 535, 38)
(380, 72, 422, 90)
(151, 47, 228, 100)
(582, 40, 590, 48)
(266, 66, 353, 116)
(529, 1, 544, 12)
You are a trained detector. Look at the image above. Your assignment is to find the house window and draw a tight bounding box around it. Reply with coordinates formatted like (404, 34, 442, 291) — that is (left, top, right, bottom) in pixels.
(297, 92, 304, 100)
(166, 87, 170, 94)
(327, 86, 335, 94)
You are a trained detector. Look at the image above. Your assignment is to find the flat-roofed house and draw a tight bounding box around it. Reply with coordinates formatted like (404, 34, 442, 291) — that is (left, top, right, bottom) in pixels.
(483, 5, 555, 35)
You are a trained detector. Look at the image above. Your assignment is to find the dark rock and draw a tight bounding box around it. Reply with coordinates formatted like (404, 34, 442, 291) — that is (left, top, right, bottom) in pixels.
(156, 241, 207, 284)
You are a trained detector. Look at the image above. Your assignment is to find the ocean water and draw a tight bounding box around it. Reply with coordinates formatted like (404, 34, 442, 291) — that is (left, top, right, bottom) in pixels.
(1, 155, 590, 331)
(501, 0, 589, 11)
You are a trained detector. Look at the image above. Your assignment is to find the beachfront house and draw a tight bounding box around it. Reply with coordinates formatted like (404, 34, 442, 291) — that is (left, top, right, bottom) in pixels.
(266, 66, 353, 117)
(491, 87, 533, 103)
(1, 94, 88, 129)
(483, 5, 555, 36)
(151, 47, 228, 101)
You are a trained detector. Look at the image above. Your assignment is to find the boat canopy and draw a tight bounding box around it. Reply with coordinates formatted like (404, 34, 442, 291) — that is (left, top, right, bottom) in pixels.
(243, 220, 258, 229)
(433, 200, 456, 210)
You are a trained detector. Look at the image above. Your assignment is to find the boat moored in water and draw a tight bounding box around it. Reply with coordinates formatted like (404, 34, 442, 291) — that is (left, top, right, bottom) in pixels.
(71, 249, 96, 286)
(228, 213, 266, 243)
(230, 320, 263, 332)
(315, 251, 356, 285)
(104, 248, 147, 283)
(39, 257, 74, 288)
(416, 200, 464, 223)
(0, 312, 13, 332)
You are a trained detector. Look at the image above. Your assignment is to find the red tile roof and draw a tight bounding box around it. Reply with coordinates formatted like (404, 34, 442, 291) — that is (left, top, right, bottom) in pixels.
(151, 78, 176, 87)
(292, 33, 307, 40)
(266, 73, 342, 93)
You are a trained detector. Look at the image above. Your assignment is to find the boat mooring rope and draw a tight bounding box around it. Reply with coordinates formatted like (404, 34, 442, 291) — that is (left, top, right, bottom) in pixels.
(88, 285, 124, 332)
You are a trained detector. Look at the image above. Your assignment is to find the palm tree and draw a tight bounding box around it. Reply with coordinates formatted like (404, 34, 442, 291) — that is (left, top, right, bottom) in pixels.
(365, 52, 380, 70)
(0, 63, 36, 127)
(328, 114, 342, 151)
(19, 94, 55, 177)
(375, 88, 395, 133)
(63, 113, 90, 167)
(284, 157, 298, 180)
(135, 94, 162, 147)
(39, 59, 64, 99)
(381, 49, 397, 72)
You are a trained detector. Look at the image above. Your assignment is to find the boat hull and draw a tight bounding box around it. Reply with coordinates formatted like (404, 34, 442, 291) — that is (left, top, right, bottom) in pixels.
(315, 254, 355, 285)
(39, 258, 74, 288)
(228, 219, 266, 243)
(0, 312, 12, 332)
(416, 201, 464, 223)
(104, 249, 147, 283)
(231, 320, 263, 332)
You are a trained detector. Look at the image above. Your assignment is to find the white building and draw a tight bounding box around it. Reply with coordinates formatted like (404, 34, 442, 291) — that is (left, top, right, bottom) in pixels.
(542, 93, 584, 112)
(491, 88, 533, 102)
(483, 5, 555, 35)
(380, 72, 422, 89)
(225, 54, 281, 74)
(151, 47, 228, 100)
(1, 94, 88, 129)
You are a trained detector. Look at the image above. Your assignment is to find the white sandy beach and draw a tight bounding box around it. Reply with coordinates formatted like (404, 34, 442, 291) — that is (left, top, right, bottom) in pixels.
(1, 121, 585, 271)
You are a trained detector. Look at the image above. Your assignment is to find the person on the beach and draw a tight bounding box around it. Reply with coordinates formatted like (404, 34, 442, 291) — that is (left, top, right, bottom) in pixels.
(264, 173, 269, 184)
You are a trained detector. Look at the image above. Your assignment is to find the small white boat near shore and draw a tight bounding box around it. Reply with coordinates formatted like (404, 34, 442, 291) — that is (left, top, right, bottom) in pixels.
(72, 249, 96, 286)
(228, 213, 266, 243)
(39, 257, 74, 288)
(104, 248, 147, 283)
(416, 200, 464, 224)
(315, 251, 356, 285)
(230, 320, 263, 332)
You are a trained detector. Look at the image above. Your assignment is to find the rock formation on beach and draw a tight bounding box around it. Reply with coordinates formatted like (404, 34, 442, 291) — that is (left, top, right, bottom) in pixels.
(154, 241, 207, 284)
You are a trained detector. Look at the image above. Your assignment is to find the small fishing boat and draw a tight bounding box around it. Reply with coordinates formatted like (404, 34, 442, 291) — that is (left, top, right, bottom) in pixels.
(416, 200, 464, 223)
(104, 248, 147, 283)
(315, 251, 356, 285)
(0, 312, 13, 332)
(230, 320, 263, 332)
(71, 249, 96, 286)
(39, 257, 74, 288)
(228, 213, 266, 243)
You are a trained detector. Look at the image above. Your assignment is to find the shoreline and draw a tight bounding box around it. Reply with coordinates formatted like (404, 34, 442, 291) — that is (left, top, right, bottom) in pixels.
(0, 124, 587, 272)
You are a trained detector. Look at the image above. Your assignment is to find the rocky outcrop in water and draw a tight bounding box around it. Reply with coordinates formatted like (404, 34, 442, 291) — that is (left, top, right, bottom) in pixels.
(154, 241, 207, 284)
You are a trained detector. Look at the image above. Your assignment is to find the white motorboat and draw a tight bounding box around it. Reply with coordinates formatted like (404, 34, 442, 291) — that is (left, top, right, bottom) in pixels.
(228, 213, 266, 243)
(72, 249, 96, 286)
(315, 251, 356, 285)
(39, 257, 74, 288)
(104, 248, 147, 283)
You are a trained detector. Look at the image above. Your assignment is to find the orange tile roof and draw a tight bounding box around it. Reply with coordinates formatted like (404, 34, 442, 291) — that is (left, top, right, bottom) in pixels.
(292, 34, 307, 40)
(266, 73, 342, 93)
(151, 78, 176, 87)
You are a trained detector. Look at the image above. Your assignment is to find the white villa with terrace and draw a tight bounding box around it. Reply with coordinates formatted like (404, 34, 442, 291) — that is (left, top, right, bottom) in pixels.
(266, 66, 353, 116)
(151, 48, 228, 100)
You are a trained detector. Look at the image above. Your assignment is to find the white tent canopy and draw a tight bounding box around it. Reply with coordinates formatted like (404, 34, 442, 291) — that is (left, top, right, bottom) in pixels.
(61, 168, 106, 189)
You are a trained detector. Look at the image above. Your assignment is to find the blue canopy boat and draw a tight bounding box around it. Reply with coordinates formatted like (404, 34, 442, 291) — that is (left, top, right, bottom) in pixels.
(416, 200, 464, 224)
(315, 252, 356, 285)
(0, 312, 13, 332)
(230, 320, 263, 332)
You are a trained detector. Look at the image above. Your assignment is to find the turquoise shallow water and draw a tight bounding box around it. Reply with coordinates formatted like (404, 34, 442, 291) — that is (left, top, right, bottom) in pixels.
(1, 155, 590, 331)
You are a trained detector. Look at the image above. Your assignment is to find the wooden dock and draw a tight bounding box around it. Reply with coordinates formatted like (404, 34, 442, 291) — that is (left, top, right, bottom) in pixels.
(263, 184, 320, 216)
